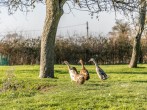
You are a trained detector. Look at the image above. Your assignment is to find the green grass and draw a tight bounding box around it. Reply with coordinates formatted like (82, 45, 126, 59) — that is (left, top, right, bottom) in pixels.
(0, 64, 147, 110)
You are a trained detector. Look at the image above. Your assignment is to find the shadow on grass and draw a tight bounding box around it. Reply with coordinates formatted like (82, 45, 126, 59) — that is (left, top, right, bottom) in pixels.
(85, 83, 111, 90)
(55, 70, 96, 74)
(87, 83, 100, 86)
(16, 70, 66, 75)
(11, 67, 147, 75)
(136, 67, 146, 68)
(107, 72, 147, 74)
(15, 70, 39, 73)
(132, 80, 147, 83)
(16, 70, 65, 75)
(86, 81, 111, 87)
(55, 70, 67, 74)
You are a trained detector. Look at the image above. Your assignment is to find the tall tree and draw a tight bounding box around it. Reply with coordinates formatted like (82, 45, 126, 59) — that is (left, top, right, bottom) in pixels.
(111, 20, 130, 35)
(109, 20, 131, 63)
(39, 0, 66, 78)
(129, 0, 146, 68)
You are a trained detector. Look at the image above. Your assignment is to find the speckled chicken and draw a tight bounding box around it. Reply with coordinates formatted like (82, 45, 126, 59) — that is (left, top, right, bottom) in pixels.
(88, 58, 108, 80)
(78, 59, 90, 80)
(64, 61, 85, 84)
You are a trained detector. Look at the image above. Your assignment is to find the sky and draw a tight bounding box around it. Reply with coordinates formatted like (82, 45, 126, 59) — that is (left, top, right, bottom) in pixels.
(0, 2, 124, 38)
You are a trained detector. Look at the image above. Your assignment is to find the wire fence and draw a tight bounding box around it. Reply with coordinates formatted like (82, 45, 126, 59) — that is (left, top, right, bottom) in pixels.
(0, 22, 88, 39)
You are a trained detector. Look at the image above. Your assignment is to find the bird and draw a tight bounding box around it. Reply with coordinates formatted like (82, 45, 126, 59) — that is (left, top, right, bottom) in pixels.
(88, 58, 108, 80)
(78, 59, 90, 80)
(64, 61, 85, 84)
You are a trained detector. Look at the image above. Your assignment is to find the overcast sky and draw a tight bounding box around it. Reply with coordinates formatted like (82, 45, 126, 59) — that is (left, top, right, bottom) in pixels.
(0, 3, 124, 37)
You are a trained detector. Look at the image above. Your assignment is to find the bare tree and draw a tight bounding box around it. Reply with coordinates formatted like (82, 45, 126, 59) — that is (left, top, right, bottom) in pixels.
(129, 0, 146, 68)
(39, 0, 67, 78)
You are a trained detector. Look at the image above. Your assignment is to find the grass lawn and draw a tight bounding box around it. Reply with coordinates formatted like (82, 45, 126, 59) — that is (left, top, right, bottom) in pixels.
(0, 64, 147, 110)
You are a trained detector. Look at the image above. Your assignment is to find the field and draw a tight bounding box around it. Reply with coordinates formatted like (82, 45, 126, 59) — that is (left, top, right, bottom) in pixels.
(0, 64, 147, 110)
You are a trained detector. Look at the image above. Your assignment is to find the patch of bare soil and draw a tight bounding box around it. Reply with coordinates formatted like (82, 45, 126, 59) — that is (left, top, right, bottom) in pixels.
(37, 85, 56, 92)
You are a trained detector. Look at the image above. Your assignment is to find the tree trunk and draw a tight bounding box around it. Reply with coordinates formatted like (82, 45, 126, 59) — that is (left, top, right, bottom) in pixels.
(139, 47, 143, 63)
(39, 0, 64, 78)
(129, 0, 146, 68)
(129, 34, 141, 68)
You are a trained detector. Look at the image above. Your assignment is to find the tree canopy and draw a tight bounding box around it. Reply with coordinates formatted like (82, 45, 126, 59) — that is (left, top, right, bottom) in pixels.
(0, 0, 142, 15)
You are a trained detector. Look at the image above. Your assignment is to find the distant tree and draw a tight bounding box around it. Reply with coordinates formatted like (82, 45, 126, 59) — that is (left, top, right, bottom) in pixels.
(111, 20, 131, 36)
(109, 20, 132, 63)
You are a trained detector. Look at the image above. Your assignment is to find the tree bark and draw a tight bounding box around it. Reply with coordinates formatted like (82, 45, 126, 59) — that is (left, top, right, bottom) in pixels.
(129, 0, 146, 68)
(129, 34, 141, 68)
(39, 0, 64, 78)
